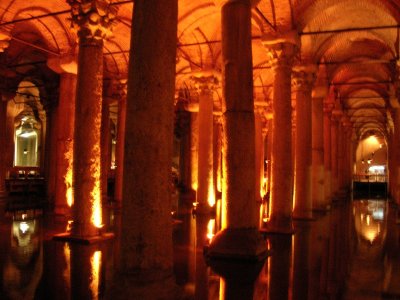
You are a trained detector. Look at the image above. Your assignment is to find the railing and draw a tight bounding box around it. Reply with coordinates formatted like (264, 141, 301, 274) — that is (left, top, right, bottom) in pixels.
(353, 174, 387, 183)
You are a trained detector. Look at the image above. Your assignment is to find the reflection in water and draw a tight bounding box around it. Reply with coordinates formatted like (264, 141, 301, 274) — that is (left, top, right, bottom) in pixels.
(2, 199, 400, 299)
(353, 200, 387, 245)
(90, 250, 102, 299)
(3, 211, 42, 300)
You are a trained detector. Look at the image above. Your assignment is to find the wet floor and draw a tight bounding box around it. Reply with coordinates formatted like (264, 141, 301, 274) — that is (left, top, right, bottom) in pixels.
(0, 197, 399, 300)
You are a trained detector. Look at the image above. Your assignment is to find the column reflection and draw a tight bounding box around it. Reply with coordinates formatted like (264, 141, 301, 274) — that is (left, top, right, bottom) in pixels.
(3, 210, 42, 300)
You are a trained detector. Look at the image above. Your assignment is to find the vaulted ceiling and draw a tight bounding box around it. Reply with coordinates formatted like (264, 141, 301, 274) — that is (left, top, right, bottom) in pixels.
(1, 0, 399, 141)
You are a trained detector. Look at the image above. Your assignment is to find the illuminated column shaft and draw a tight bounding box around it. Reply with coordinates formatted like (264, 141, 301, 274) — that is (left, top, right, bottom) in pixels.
(100, 98, 111, 200)
(312, 95, 326, 210)
(213, 115, 223, 195)
(0, 97, 6, 194)
(68, 0, 117, 237)
(193, 75, 217, 209)
(208, 0, 265, 258)
(263, 35, 298, 233)
(393, 108, 400, 203)
(114, 81, 127, 204)
(323, 104, 333, 205)
(293, 68, 315, 219)
(337, 122, 344, 190)
(255, 111, 265, 201)
(55, 73, 76, 214)
(330, 115, 340, 195)
(190, 113, 199, 192)
(120, 0, 177, 274)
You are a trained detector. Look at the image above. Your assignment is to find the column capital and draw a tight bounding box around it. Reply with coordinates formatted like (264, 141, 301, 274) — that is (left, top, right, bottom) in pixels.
(0, 30, 11, 52)
(292, 65, 317, 92)
(67, 0, 118, 42)
(191, 72, 220, 95)
(262, 31, 300, 69)
(214, 0, 260, 8)
(47, 52, 78, 74)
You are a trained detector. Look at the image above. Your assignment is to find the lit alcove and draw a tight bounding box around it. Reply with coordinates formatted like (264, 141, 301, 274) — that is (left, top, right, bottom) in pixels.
(14, 112, 41, 167)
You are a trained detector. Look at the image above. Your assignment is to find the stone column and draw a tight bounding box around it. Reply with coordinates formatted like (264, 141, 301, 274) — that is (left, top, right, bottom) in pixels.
(100, 96, 111, 201)
(116, 0, 178, 297)
(190, 113, 199, 193)
(213, 114, 223, 197)
(0, 33, 11, 196)
(54, 73, 77, 215)
(292, 66, 315, 219)
(312, 91, 326, 210)
(255, 109, 265, 202)
(262, 32, 298, 233)
(67, 0, 118, 237)
(392, 108, 400, 203)
(114, 80, 127, 205)
(330, 105, 342, 197)
(323, 103, 333, 206)
(46, 49, 77, 217)
(192, 74, 218, 211)
(208, 0, 265, 259)
(0, 96, 6, 195)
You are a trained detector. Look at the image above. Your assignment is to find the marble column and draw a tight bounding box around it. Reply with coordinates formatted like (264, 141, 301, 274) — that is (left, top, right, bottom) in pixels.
(0, 96, 6, 195)
(67, 0, 118, 237)
(312, 92, 326, 210)
(213, 115, 223, 197)
(392, 108, 400, 203)
(114, 80, 127, 205)
(323, 103, 333, 206)
(255, 109, 265, 202)
(208, 0, 265, 259)
(116, 0, 178, 297)
(54, 73, 77, 215)
(190, 113, 199, 193)
(100, 97, 111, 201)
(262, 32, 298, 233)
(331, 106, 343, 197)
(292, 66, 315, 219)
(192, 74, 218, 211)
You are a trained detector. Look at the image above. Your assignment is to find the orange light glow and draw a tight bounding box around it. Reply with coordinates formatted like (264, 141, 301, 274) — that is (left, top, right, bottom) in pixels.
(260, 177, 268, 198)
(206, 218, 215, 242)
(208, 181, 215, 207)
(63, 243, 71, 294)
(91, 179, 103, 228)
(65, 143, 74, 207)
(90, 250, 102, 299)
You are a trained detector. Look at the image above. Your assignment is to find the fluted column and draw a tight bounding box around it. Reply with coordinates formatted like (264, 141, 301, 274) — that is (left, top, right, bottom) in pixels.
(292, 66, 315, 219)
(114, 80, 127, 205)
(192, 74, 218, 211)
(262, 32, 298, 233)
(67, 0, 117, 237)
(312, 91, 326, 210)
(208, 0, 265, 259)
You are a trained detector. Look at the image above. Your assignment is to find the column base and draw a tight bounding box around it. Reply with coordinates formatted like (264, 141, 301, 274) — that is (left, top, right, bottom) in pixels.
(53, 232, 114, 244)
(205, 227, 267, 261)
(107, 269, 183, 300)
(260, 216, 294, 234)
